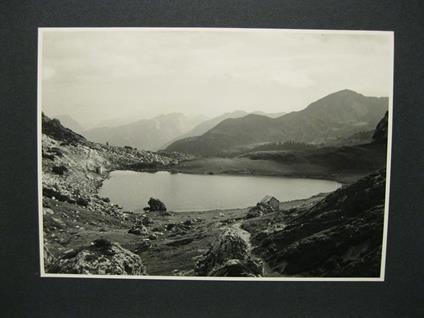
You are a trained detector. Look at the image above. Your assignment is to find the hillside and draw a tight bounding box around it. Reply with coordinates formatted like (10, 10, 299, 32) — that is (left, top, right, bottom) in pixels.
(166, 90, 388, 156)
(41, 114, 194, 272)
(42, 114, 184, 205)
(243, 168, 386, 277)
(55, 115, 85, 134)
(84, 113, 205, 151)
(160, 110, 286, 149)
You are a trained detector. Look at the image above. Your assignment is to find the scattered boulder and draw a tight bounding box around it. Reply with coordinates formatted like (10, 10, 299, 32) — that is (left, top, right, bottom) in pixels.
(95, 166, 104, 174)
(246, 207, 264, 219)
(164, 222, 192, 235)
(43, 208, 54, 216)
(148, 233, 158, 240)
(141, 216, 154, 226)
(259, 195, 280, 210)
(246, 204, 273, 218)
(49, 239, 146, 275)
(128, 225, 149, 236)
(148, 197, 167, 212)
(209, 259, 263, 277)
(101, 197, 110, 203)
(135, 240, 152, 253)
(194, 229, 262, 277)
(183, 219, 196, 226)
(43, 187, 72, 203)
(76, 197, 90, 207)
(49, 147, 65, 157)
(52, 165, 68, 175)
(43, 245, 56, 272)
(42, 153, 55, 160)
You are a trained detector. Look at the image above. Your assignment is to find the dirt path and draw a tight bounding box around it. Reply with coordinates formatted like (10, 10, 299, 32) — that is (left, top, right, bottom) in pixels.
(231, 220, 282, 277)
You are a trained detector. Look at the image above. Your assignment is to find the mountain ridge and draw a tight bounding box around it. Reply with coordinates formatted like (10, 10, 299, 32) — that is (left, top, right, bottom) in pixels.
(83, 113, 206, 151)
(166, 90, 388, 156)
(160, 110, 286, 149)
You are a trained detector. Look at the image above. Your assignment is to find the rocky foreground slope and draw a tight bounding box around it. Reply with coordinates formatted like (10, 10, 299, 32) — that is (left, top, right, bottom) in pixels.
(41, 114, 188, 273)
(242, 169, 386, 277)
(237, 113, 388, 277)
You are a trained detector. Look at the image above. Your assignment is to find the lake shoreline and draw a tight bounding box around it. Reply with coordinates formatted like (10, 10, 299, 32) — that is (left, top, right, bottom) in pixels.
(128, 166, 362, 185)
(100, 169, 341, 212)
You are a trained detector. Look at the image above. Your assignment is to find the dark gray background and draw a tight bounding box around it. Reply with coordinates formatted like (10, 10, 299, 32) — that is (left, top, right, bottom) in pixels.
(1, 1, 423, 317)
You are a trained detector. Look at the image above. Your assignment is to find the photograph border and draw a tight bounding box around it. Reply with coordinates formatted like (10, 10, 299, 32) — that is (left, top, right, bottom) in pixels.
(37, 27, 395, 282)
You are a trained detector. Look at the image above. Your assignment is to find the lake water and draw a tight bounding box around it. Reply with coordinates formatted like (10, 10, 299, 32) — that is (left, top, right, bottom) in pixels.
(99, 171, 341, 212)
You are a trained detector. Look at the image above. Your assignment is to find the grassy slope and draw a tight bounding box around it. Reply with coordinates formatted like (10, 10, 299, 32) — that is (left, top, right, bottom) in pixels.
(170, 141, 386, 184)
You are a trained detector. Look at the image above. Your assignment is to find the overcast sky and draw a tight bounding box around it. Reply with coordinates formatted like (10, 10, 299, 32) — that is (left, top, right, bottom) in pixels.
(41, 29, 393, 128)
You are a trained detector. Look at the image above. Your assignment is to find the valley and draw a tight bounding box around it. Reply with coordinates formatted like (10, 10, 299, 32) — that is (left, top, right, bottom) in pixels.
(41, 89, 389, 278)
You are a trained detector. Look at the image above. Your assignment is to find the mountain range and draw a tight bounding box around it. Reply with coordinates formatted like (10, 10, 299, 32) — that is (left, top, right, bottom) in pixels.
(83, 113, 206, 151)
(160, 110, 286, 148)
(165, 90, 388, 156)
(71, 110, 286, 151)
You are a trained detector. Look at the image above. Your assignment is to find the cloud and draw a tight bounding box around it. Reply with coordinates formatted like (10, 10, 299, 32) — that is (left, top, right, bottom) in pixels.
(41, 29, 393, 127)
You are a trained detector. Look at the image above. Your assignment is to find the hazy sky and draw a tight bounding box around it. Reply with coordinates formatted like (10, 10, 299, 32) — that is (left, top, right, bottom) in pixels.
(41, 28, 393, 128)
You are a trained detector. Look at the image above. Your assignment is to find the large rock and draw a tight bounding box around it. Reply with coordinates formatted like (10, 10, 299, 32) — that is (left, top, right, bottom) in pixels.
(246, 196, 279, 219)
(209, 259, 263, 277)
(194, 229, 262, 277)
(148, 197, 167, 211)
(52, 165, 68, 175)
(259, 195, 280, 210)
(49, 239, 146, 275)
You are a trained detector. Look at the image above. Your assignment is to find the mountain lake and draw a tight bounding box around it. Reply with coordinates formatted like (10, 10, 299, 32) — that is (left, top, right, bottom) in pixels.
(99, 171, 341, 212)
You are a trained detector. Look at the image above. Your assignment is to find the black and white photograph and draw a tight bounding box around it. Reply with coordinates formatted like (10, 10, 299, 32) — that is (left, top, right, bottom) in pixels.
(39, 28, 393, 280)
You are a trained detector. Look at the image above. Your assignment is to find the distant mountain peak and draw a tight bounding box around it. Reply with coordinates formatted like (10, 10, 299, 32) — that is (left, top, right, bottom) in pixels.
(166, 90, 388, 156)
(333, 88, 361, 95)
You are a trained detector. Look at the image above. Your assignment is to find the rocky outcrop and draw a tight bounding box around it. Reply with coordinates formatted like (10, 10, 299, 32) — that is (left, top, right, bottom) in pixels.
(43, 244, 56, 272)
(251, 169, 386, 277)
(247, 196, 280, 218)
(147, 198, 167, 211)
(42, 113, 87, 145)
(52, 165, 68, 175)
(372, 111, 388, 143)
(49, 239, 146, 275)
(194, 229, 262, 277)
(41, 114, 191, 276)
